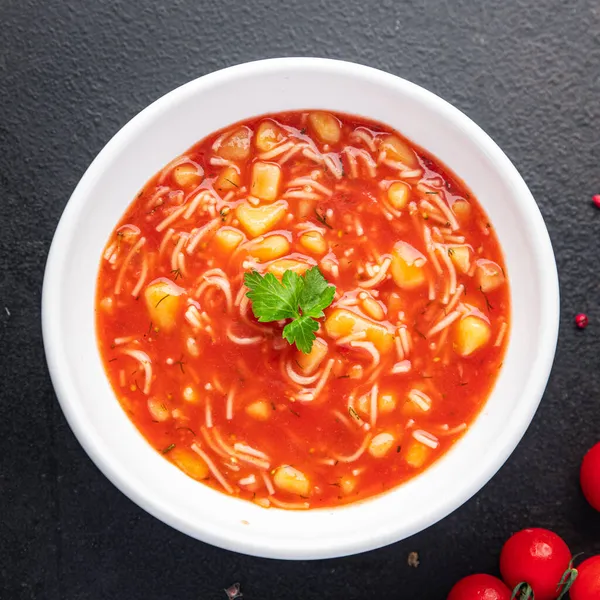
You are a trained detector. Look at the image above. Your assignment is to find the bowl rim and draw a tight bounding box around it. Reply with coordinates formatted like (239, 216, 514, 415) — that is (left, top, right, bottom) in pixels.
(42, 56, 560, 559)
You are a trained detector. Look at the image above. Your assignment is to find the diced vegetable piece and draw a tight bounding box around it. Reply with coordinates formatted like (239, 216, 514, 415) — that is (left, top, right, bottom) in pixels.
(214, 227, 244, 253)
(404, 441, 430, 468)
(307, 112, 342, 144)
(380, 135, 418, 168)
(361, 296, 385, 321)
(147, 397, 170, 422)
(299, 230, 327, 255)
(182, 386, 198, 403)
(391, 241, 427, 289)
(449, 245, 472, 274)
(340, 475, 356, 495)
(324, 308, 395, 353)
(236, 200, 287, 238)
(378, 392, 397, 414)
(173, 163, 202, 188)
(215, 166, 241, 192)
(251, 161, 281, 202)
(245, 400, 271, 421)
(266, 258, 310, 279)
(144, 279, 184, 331)
(256, 120, 285, 152)
(215, 126, 252, 161)
(273, 465, 311, 496)
(475, 259, 505, 293)
(296, 338, 328, 374)
(387, 181, 410, 210)
(247, 234, 290, 262)
(455, 315, 491, 357)
(452, 199, 471, 222)
(369, 433, 395, 458)
(170, 448, 209, 480)
(356, 394, 369, 416)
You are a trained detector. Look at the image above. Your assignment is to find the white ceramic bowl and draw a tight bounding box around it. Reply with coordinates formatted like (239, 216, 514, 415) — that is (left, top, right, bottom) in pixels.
(42, 57, 559, 560)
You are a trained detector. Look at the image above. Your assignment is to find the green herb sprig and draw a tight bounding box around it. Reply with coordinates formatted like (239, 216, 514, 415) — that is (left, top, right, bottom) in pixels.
(244, 266, 335, 353)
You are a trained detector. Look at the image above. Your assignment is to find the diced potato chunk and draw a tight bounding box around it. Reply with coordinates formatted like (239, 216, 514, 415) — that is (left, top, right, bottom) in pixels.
(391, 241, 427, 290)
(266, 258, 310, 279)
(215, 166, 241, 192)
(404, 441, 430, 469)
(455, 315, 491, 357)
(215, 126, 252, 161)
(340, 475, 356, 495)
(147, 397, 170, 422)
(356, 394, 369, 416)
(144, 279, 184, 331)
(299, 230, 327, 255)
(170, 448, 209, 480)
(296, 338, 328, 373)
(182, 386, 198, 403)
(247, 234, 290, 262)
(475, 259, 505, 293)
(361, 297, 385, 321)
(173, 163, 202, 188)
(379, 392, 397, 414)
(308, 112, 342, 144)
(245, 400, 271, 421)
(387, 181, 410, 210)
(324, 308, 394, 353)
(452, 199, 471, 222)
(449, 245, 472, 274)
(369, 432, 395, 458)
(251, 162, 281, 202)
(214, 227, 244, 253)
(380, 135, 418, 168)
(256, 120, 285, 152)
(236, 200, 287, 238)
(273, 465, 311, 496)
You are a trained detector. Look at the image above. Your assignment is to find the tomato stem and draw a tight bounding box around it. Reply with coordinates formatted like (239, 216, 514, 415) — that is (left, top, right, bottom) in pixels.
(511, 582, 534, 600)
(555, 556, 581, 600)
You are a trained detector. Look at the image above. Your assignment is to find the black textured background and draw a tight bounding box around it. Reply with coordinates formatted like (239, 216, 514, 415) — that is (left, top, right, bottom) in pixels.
(1, 1, 600, 598)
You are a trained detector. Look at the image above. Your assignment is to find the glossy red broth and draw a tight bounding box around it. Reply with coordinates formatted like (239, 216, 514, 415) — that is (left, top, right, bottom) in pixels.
(96, 110, 509, 509)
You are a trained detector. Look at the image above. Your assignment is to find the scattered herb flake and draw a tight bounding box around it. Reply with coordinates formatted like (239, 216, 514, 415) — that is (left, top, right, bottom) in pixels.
(479, 286, 494, 311)
(162, 443, 175, 454)
(289, 408, 300, 418)
(314, 209, 333, 229)
(155, 294, 170, 308)
(170, 268, 182, 280)
(348, 406, 360, 420)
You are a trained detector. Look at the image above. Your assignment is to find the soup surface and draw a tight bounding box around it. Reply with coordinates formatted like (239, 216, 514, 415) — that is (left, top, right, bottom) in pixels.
(96, 110, 509, 509)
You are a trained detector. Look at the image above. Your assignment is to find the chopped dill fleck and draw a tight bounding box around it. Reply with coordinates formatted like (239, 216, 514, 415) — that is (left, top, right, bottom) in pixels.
(396, 445, 402, 453)
(147, 321, 153, 336)
(176, 426, 196, 436)
(174, 356, 186, 374)
(414, 327, 426, 339)
(448, 248, 455, 256)
(479, 286, 493, 311)
(224, 178, 239, 188)
(162, 443, 175, 454)
(299, 127, 307, 135)
(348, 406, 360, 420)
(425, 191, 439, 195)
(270, 401, 276, 411)
(314, 209, 333, 229)
(108, 358, 117, 363)
(170, 268, 182, 280)
(328, 482, 341, 487)
(155, 294, 170, 308)
(458, 382, 468, 387)
(289, 408, 300, 417)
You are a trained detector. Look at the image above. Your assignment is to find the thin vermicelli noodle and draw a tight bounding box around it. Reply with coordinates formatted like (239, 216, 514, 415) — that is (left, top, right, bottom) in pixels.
(96, 109, 509, 510)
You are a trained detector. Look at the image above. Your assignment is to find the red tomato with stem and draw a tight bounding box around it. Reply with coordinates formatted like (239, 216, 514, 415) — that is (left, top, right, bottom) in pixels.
(581, 442, 600, 511)
(447, 574, 512, 600)
(570, 556, 600, 600)
(499, 528, 572, 600)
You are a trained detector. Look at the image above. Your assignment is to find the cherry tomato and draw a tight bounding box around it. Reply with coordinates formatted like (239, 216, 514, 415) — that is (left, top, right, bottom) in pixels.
(447, 574, 511, 600)
(581, 442, 600, 511)
(570, 556, 600, 600)
(499, 528, 571, 600)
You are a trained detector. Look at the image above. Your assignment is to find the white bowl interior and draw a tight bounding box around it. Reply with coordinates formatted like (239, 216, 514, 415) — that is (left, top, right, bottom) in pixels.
(42, 58, 558, 559)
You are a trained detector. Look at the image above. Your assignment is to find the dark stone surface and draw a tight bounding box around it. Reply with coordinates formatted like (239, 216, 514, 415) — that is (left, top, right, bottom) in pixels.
(1, 0, 599, 598)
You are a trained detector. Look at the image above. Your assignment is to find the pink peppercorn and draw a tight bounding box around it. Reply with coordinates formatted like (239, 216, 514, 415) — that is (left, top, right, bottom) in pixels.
(575, 313, 589, 329)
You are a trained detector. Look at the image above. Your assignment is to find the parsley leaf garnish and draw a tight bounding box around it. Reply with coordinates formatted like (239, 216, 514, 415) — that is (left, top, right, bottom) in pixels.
(244, 266, 335, 353)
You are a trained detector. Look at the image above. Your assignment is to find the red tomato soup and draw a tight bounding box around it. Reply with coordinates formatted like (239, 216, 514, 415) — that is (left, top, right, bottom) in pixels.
(96, 111, 509, 509)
